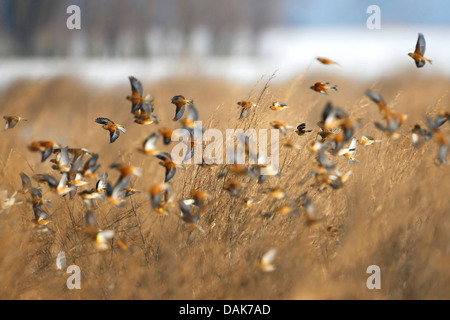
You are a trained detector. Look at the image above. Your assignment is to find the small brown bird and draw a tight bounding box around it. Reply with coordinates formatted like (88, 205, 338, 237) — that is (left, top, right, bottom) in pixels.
(237, 101, 257, 119)
(357, 136, 382, 146)
(425, 115, 449, 166)
(282, 139, 301, 150)
(126, 76, 154, 115)
(310, 82, 338, 94)
(150, 183, 173, 214)
(158, 127, 176, 145)
(270, 121, 293, 136)
(295, 123, 312, 136)
(408, 33, 432, 68)
(95, 117, 126, 143)
(270, 101, 289, 111)
(299, 192, 319, 227)
(50, 146, 71, 173)
(34, 173, 75, 197)
(139, 132, 160, 155)
(180, 103, 201, 133)
(411, 124, 432, 147)
(3, 115, 27, 130)
(171, 95, 193, 121)
(154, 152, 181, 182)
(110, 163, 142, 180)
(259, 248, 277, 272)
(263, 187, 286, 200)
(223, 179, 245, 197)
(79, 189, 105, 208)
(84, 210, 115, 250)
(28, 141, 60, 162)
(178, 200, 205, 234)
(187, 190, 209, 207)
(32, 207, 54, 233)
(316, 57, 339, 66)
(134, 107, 158, 125)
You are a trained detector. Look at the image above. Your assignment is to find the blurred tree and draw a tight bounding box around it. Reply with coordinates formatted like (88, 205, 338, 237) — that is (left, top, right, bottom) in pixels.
(0, 0, 283, 57)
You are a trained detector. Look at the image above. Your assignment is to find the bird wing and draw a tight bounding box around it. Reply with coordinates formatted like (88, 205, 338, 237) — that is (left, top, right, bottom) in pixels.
(415, 33, 426, 55)
(95, 117, 113, 125)
(129, 76, 143, 96)
(143, 132, 160, 152)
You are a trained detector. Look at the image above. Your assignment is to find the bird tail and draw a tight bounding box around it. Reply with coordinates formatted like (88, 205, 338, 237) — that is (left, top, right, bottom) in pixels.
(330, 85, 338, 91)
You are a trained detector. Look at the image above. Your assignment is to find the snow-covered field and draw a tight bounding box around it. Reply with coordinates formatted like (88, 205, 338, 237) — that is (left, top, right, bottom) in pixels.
(1, 26, 449, 88)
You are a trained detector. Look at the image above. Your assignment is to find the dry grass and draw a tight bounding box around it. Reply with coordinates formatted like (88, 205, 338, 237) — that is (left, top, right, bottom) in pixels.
(0, 69, 449, 300)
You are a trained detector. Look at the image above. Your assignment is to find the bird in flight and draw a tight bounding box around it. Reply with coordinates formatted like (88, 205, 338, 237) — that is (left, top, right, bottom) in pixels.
(270, 101, 289, 111)
(3, 115, 27, 130)
(95, 117, 126, 143)
(295, 123, 312, 136)
(171, 95, 194, 121)
(126, 76, 154, 114)
(316, 57, 339, 66)
(310, 82, 338, 94)
(408, 33, 432, 68)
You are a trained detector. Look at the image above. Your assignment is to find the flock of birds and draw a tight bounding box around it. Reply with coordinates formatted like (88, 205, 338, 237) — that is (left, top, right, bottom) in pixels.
(0, 32, 449, 272)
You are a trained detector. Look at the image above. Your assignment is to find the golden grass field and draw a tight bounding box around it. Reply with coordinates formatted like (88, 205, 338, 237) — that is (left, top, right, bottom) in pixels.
(0, 67, 449, 300)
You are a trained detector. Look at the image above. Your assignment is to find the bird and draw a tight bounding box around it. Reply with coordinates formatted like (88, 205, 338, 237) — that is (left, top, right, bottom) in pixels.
(180, 103, 201, 133)
(188, 190, 209, 207)
(237, 101, 257, 119)
(134, 107, 158, 125)
(321, 102, 349, 131)
(366, 90, 407, 138)
(95, 117, 126, 143)
(275, 203, 299, 215)
(84, 211, 115, 250)
(110, 163, 142, 180)
(316, 57, 339, 66)
(223, 179, 245, 197)
(263, 187, 285, 200)
(20, 173, 51, 209)
(149, 183, 174, 214)
(3, 115, 27, 130)
(50, 146, 71, 173)
(158, 127, 176, 145)
(154, 152, 181, 183)
(171, 95, 193, 121)
(310, 82, 338, 94)
(126, 76, 154, 115)
(299, 192, 319, 226)
(80, 153, 101, 179)
(295, 123, 312, 136)
(357, 136, 382, 146)
(28, 141, 60, 162)
(140, 132, 160, 155)
(34, 173, 75, 197)
(411, 124, 432, 147)
(0, 190, 22, 214)
(32, 207, 52, 233)
(79, 189, 105, 208)
(177, 200, 204, 234)
(425, 115, 449, 166)
(270, 121, 293, 136)
(336, 137, 359, 164)
(270, 101, 289, 111)
(408, 33, 432, 68)
(259, 248, 277, 272)
(106, 163, 142, 206)
(282, 139, 301, 150)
